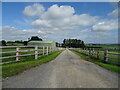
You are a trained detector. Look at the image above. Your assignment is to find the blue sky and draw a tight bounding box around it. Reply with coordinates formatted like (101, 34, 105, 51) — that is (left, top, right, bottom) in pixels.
(3, 2, 116, 26)
(2, 2, 118, 44)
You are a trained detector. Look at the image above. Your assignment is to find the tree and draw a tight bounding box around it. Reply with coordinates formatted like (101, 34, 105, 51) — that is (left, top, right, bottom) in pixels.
(23, 41, 28, 45)
(62, 39, 85, 48)
(81, 41, 85, 47)
(15, 40, 23, 43)
(63, 39, 66, 47)
(29, 36, 42, 41)
(1, 40, 6, 46)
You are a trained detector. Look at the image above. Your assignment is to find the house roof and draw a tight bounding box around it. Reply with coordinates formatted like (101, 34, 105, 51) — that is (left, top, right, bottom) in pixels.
(28, 41, 55, 43)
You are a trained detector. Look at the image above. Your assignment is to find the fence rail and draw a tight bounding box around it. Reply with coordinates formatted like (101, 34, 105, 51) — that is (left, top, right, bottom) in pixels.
(71, 47, 120, 65)
(0, 46, 58, 64)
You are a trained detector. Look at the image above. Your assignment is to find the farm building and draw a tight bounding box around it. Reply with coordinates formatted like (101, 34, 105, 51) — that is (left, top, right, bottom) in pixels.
(27, 41, 56, 47)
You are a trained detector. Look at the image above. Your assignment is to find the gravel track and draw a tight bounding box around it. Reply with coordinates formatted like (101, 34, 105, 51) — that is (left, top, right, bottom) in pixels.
(3, 49, 118, 88)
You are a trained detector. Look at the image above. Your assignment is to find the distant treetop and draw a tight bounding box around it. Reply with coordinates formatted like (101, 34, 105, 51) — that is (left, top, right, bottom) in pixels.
(28, 36, 42, 41)
(63, 39, 85, 48)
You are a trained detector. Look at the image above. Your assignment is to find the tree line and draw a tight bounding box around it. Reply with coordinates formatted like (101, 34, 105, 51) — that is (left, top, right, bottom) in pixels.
(63, 39, 85, 48)
(0, 36, 43, 46)
(0, 36, 85, 48)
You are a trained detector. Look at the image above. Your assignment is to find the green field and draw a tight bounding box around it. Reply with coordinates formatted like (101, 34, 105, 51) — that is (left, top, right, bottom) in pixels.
(86, 44, 119, 48)
(86, 45, 120, 52)
(6, 42, 24, 46)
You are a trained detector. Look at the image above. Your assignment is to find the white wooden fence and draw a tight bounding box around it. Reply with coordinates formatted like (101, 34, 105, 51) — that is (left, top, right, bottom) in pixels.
(0, 46, 58, 64)
(71, 47, 120, 65)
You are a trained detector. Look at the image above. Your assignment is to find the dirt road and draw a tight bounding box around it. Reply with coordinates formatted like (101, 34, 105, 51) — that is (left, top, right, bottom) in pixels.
(3, 49, 118, 88)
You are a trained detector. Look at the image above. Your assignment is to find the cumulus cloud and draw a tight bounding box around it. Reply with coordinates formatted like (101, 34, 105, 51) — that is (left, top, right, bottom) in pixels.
(41, 5, 75, 20)
(91, 19, 118, 31)
(23, 3, 45, 17)
(91, 9, 118, 32)
(30, 4, 98, 32)
(1, 26, 47, 41)
(79, 29, 90, 33)
(2, 3, 118, 44)
(75, 28, 118, 44)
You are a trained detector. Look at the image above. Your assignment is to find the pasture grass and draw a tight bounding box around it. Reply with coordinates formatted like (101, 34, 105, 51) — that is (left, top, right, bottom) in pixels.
(70, 49, 120, 73)
(6, 43, 24, 46)
(2, 49, 64, 78)
(86, 44, 119, 49)
(86, 44, 120, 53)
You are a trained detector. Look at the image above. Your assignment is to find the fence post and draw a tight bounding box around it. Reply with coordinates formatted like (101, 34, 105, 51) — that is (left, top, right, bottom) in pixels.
(92, 48, 94, 55)
(89, 48, 91, 57)
(103, 48, 108, 63)
(52, 47, 54, 52)
(91, 48, 94, 57)
(97, 48, 100, 59)
(83, 48, 85, 53)
(90, 48, 92, 56)
(50, 47, 52, 53)
(16, 47, 20, 61)
(46, 46, 48, 55)
(43, 46, 45, 56)
(51, 47, 53, 52)
(85, 48, 87, 54)
(35, 46, 38, 59)
(48, 46, 49, 53)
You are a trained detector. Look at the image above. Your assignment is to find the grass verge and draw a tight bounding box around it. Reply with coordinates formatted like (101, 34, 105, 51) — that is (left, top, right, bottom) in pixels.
(70, 49, 120, 73)
(2, 49, 64, 78)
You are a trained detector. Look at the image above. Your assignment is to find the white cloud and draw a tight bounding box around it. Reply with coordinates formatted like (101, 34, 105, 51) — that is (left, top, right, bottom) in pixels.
(32, 20, 51, 28)
(41, 4, 75, 20)
(2, 3, 118, 44)
(31, 4, 98, 32)
(108, 9, 118, 18)
(23, 3, 45, 17)
(91, 19, 118, 31)
(74, 28, 118, 44)
(1, 26, 46, 41)
(79, 29, 90, 33)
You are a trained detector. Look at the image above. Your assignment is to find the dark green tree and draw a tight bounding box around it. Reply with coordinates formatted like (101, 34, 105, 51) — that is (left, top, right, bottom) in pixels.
(29, 36, 42, 41)
(62, 39, 85, 48)
(1, 40, 6, 46)
(23, 41, 28, 45)
(81, 41, 85, 47)
(63, 39, 66, 47)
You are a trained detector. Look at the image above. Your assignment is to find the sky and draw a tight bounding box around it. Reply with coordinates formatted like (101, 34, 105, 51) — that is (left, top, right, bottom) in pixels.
(1, 2, 119, 44)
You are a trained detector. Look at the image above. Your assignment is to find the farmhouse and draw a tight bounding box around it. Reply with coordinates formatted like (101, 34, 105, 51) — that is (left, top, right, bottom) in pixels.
(28, 41, 56, 47)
